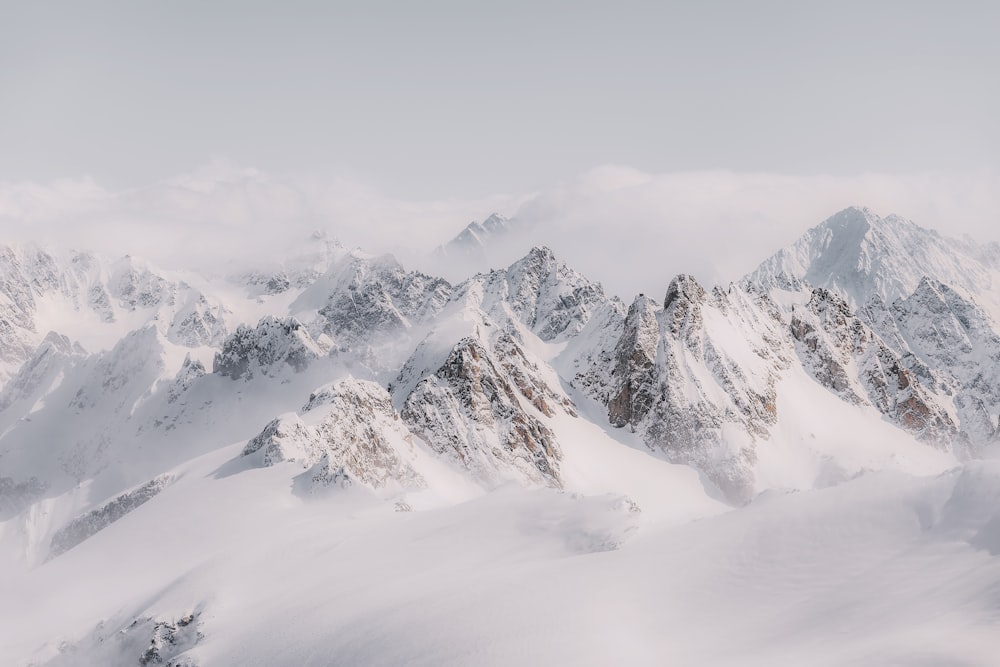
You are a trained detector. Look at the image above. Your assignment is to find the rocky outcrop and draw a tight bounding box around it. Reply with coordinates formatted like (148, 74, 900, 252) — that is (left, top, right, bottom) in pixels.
(49, 475, 172, 558)
(791, 288, 959, 447)
(604, 278, 790, 502)
(243, 413, 319, 467)
(244, 379, 424, 492)
(608, 295, 660, 428)
(304, 253, 452, 346)
(214, 316, 329, 380)
(166, 356, 206, 404)
(401, 336, 563, 488)
(52, 610, 203, 667)
(459, 246, 613, 342)
(873, 278, 1000, 447)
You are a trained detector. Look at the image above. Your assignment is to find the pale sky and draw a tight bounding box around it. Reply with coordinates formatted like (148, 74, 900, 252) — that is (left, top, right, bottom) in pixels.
(3, 1, 1000, 299)
(3, 1, 999, 199)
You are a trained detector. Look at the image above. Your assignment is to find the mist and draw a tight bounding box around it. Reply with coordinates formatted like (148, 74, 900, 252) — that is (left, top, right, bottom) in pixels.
(2, 161, 998, 300)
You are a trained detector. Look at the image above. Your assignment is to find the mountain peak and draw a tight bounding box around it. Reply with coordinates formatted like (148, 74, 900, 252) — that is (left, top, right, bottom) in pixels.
(438, 213, 514, 255)
(746, 207, 999, 312)
(823, 205, 877, 237)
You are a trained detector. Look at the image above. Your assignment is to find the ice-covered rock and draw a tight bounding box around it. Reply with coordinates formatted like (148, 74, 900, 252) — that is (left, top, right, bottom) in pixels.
(244, 379, 424, 492)
(790, 288, 959, 448)
(48, 475, 172, 558)
(294, 251, 453, 347)
(748, 206, 1000, 311)
(401, 336, 564, 488)
(214, 316, 329, 380)
(603, 277, 790, 502)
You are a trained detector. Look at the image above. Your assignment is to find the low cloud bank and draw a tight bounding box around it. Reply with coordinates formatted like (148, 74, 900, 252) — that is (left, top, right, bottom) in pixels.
(2, 160, 997, 298)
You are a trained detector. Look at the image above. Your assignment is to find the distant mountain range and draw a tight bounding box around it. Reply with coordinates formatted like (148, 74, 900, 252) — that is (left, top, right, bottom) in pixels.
(3, 206, 1000, 664)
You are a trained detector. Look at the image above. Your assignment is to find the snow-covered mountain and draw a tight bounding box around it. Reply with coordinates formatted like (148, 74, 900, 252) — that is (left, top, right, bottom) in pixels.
(436, 212, 516, 257)
(749, 206, 1000, 313)
(2, 207, 1000, 665)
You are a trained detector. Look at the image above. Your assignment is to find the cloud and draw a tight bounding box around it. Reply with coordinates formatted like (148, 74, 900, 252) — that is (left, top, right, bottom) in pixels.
(0, 158, 523, 275)
(1, 160, 997, 300)
(503, 167, 1000, 299)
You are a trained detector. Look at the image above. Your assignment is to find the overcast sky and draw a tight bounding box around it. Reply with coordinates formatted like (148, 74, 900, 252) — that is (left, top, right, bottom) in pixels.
(4, 1, 998, 197)
(2, 1, 999, 296)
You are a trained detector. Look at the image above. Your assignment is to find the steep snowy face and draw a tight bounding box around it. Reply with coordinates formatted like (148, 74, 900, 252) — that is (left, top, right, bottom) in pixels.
(294, 250, 453, 349)
(790, 288, 960, 449)
(867, 278, 1000, 444)
(743, 206, 1000, 453)
(400, 335, 566, 488)
(748, 206, 1000, 310)
(0, 244, 233, 384)
(0, 332, 85, 415)
(457, 246, 614, 342)
(0, 325, 172, 492)
(243, 379, 424, 493)
(605, 277, 790, 502)
(213, 316, 330, 380)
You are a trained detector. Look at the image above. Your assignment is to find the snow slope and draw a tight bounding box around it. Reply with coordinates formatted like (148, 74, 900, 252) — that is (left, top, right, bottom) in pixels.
(2, 446, 997, 666)
(2, 206, 1000, 665)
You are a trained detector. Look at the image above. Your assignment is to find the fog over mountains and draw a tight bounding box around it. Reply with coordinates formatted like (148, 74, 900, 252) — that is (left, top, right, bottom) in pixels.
(2, 206, 1000, 666)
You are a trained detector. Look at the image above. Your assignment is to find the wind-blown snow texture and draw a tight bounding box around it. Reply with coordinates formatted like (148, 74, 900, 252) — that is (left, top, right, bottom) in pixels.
(2, 207, 1000, 666)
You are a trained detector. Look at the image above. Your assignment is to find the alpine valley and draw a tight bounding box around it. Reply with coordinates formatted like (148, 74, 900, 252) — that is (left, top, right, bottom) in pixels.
(2, 206, 1000, 666)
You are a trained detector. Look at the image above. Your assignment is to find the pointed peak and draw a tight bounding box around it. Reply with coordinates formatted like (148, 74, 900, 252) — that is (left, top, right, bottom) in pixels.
(630, 292, 656, 306)
(906, 276, 951, 307)
(806, 286, 852, 314)
(914, 275, 943, 292)
(625, 293, 659, 322)
(664, 274, 706, 310)
(527, 245, 555, 261)
(482, 212, 510, 230)
(820, 206, 879, 235)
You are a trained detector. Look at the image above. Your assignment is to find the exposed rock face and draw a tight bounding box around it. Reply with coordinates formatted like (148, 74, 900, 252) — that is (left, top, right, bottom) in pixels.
(167, 292, 228, 348)
(874, 278, 1000, 447)
(492, 331, 576, 418)
(6, 216, 1000, 518)
(243, 413, 319, 468)
(608, 295, 660, 428)
(605, 277, 790, 503)
(49, 475, 172, 557)
(791, 288, 959, 447)
(458, 246, 612, 342)
(167, 356, 206, 404)
(307, 253, 453, 345)
(108, 257, 171, 310)
(214, 316, 329, 380)
(51, 610, 203, 667)
(401, 336, 563, 488)
(137, 613, 203, 667)
(243, 379, 424, 491)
